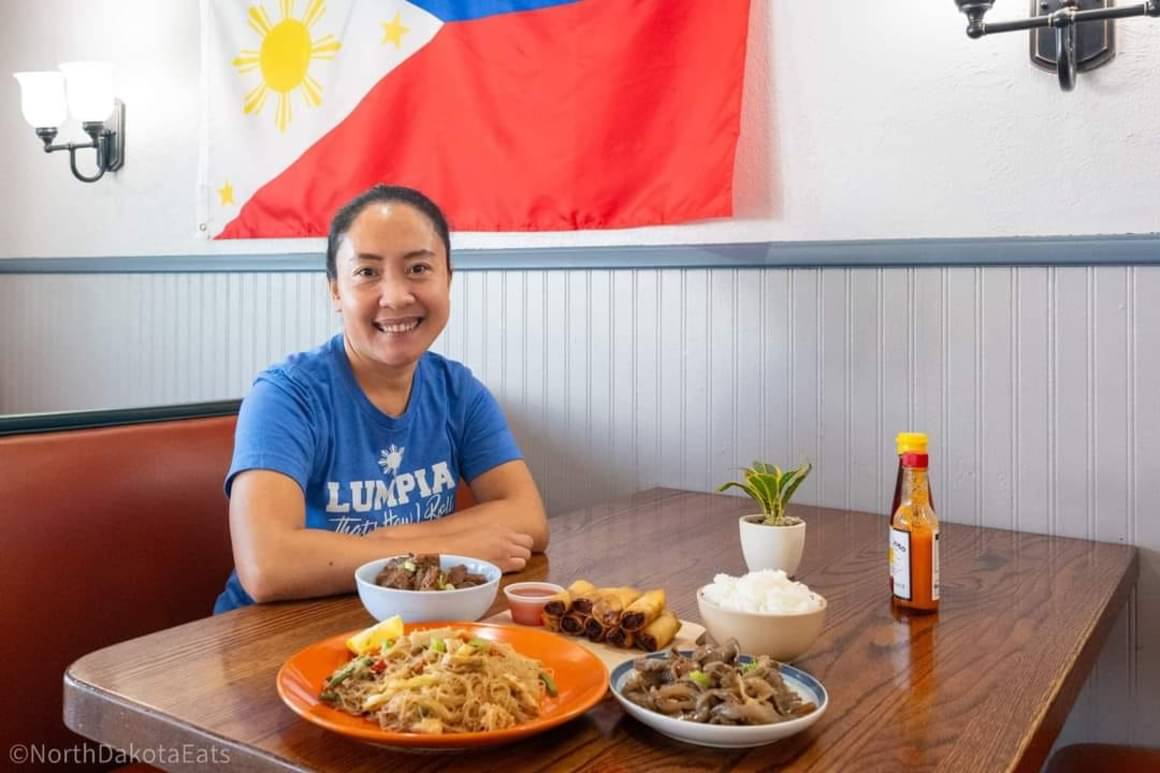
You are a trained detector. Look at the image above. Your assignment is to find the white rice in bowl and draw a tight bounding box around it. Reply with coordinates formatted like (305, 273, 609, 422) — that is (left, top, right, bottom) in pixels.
(702, 570, 825, 614)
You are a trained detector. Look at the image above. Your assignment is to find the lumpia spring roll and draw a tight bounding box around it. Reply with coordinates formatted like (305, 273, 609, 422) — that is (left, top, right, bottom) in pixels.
(620, 588, 666, 632)
(570, 583, 602, 615)
(605, 626, 635, 649)
(636, 609, 680, 651)
(593, 587, 643, 627)
(544, 579, 596, 618)
(584, 616, 609, 643)
(541, 612, 562, 632)
(561, 611, 588, 636)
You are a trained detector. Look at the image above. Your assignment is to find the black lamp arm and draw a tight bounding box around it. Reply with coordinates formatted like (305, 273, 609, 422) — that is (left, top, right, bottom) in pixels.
(35, 129, 107, 183)
(970, 0, 1160, 36)
(68, 142, 108, 183)
(29, 100, 124, 184)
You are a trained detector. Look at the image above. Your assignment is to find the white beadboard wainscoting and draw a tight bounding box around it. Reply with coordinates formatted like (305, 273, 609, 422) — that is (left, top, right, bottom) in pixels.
(1, 265, 1156, 748)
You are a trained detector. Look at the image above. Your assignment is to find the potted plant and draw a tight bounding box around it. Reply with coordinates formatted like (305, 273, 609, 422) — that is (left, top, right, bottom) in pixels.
(719, 461, 812, 575)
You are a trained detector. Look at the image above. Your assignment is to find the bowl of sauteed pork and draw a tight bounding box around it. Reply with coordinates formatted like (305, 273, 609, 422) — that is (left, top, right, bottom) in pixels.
(609, 638, 827, 748)
(355, 553, 500, 623)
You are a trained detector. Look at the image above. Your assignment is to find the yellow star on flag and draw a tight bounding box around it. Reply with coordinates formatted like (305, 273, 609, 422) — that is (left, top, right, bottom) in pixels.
(217, 181, 235, 206)
(382, 12, 410, 48)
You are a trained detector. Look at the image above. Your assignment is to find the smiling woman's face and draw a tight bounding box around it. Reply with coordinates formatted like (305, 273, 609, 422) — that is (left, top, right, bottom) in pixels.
(329, 201, 451, 373)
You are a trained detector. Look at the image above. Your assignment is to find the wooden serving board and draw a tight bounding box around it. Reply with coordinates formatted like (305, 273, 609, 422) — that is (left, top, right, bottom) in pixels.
(483, 610, 706, 672)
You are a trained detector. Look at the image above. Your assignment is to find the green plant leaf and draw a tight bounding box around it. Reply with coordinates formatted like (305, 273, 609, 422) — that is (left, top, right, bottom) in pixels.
(744, 469, 777, 515)
(752, 461, 777, 476)
(779, 462, 813, 506)
(718, 480, 766, 512)
(750, 466, 783, 499)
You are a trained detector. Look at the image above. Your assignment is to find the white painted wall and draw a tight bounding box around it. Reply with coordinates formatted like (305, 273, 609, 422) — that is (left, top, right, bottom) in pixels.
(3, 1, 1160, 259)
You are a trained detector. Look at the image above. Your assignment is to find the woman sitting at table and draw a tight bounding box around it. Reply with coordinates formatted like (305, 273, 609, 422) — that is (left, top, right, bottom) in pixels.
(214, 185, 548, 613)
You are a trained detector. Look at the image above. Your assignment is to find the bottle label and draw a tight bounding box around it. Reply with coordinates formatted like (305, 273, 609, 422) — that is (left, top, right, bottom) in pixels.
(890, 528, 911, 601)
(932, 529, 940, 601)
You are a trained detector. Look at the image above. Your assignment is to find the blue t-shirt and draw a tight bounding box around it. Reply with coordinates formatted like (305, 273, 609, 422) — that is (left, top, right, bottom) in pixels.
(214, 334, 522, 613)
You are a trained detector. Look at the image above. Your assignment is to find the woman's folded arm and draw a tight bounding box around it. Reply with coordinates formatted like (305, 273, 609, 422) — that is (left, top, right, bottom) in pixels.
(229, 466, 544, 604)
(382, 460, 549, 552)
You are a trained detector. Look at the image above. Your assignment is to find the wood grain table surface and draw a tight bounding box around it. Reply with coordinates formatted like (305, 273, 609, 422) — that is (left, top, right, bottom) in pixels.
(64, 488, 1138, 772)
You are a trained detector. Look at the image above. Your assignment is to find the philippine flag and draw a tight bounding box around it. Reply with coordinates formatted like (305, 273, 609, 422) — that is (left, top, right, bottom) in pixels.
(199, 0, 751, 239)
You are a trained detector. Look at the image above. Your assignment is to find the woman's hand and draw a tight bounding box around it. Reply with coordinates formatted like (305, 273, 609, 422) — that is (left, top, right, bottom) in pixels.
(455, 526, 534, 573)
(371, 460, 548, 569)
(374, 521, 533, 572)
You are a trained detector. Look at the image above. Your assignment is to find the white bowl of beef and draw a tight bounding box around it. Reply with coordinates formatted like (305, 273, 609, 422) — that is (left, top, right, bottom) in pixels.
(354, 553, 501, 623)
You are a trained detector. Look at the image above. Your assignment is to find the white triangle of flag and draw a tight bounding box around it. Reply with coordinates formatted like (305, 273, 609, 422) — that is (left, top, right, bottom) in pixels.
(198, 0, 443, 237)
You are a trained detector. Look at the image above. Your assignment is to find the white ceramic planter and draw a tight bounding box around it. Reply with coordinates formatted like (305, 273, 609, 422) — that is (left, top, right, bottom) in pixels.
(738, 516, 806, 576)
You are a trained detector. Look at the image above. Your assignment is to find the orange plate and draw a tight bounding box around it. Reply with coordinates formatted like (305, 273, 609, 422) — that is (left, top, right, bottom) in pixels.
(276, 621, 608, 749)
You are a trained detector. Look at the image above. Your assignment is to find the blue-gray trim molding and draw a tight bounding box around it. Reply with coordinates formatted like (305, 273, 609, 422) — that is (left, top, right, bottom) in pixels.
(1, 234, 1159, 273)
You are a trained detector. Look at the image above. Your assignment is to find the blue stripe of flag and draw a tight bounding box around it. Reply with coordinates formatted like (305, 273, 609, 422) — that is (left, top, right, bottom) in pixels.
(409, 0, 578, 23)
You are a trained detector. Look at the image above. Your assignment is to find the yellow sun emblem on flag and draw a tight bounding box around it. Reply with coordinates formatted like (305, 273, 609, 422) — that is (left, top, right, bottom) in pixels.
(232, 0, 341, 133)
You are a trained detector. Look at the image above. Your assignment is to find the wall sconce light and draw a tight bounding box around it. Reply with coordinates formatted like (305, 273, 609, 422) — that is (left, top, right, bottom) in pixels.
(13, 62, 124, 183)
(954, 0, 1160, 91)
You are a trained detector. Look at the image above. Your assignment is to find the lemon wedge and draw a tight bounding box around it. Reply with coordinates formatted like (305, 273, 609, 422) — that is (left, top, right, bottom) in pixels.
(346, 615, 404, 656)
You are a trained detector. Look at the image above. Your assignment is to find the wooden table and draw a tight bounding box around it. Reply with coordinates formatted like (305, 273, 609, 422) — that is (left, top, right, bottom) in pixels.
(64, 488, 1137, 772)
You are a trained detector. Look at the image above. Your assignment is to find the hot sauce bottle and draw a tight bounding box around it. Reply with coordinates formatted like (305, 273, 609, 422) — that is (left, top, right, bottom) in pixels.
(890, 450, 940, 613)
(890, 433, 931, 594)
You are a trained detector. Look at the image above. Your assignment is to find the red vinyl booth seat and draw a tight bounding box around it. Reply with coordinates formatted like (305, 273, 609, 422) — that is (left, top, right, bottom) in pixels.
(0, 410, 237, 768)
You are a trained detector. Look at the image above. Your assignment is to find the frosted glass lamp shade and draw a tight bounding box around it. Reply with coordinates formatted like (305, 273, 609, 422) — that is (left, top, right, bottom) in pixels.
(59, 61, 114, 122)
(13, 71, 67, 128)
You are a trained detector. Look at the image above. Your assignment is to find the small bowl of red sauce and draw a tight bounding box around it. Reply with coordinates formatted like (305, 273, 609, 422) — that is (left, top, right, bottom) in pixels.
(503, 581, 565, 626)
